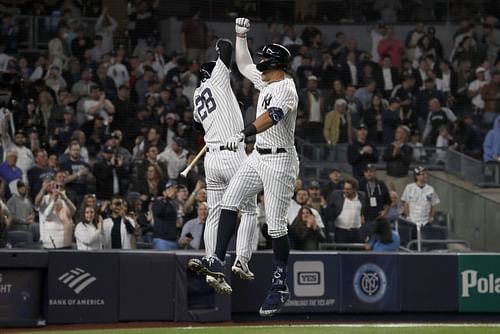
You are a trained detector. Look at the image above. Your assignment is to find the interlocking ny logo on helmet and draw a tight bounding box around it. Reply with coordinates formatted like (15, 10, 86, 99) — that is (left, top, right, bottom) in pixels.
(58, 268, 97, 294)
(256, 43, 291, 72)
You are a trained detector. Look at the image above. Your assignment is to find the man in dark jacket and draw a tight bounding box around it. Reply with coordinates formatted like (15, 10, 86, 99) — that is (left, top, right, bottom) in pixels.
(326, 179, 366, 243)
(383, 125, 413, 197)
(152, 181, 181, 250)
(93, 145, 130, 201)
(358, 164, 390, 238)
(347, 123, 379, 181)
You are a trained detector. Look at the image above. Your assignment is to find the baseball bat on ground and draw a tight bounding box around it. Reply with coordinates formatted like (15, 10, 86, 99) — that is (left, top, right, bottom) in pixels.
(180, 144, 208, 178)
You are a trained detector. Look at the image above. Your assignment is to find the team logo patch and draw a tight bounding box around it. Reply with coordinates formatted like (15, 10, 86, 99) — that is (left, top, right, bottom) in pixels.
(262, 93, 272, 109)
(353, 263, 387, 303)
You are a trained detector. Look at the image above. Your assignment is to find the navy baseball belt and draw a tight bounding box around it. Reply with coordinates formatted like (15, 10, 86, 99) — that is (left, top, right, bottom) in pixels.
(256, 147, 287, 154)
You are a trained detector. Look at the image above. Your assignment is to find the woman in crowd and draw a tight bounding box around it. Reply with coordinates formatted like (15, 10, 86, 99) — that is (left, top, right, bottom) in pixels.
(289, 206, 325, 250)
(74, 205, 103, 250)
(363, 94, 385, 143)
(365, 217, 400, 252)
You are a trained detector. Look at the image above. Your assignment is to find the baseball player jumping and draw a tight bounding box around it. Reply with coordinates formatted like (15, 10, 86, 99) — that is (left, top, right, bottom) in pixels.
(187, 39, 258, 294)
(189, 18, 300, 317)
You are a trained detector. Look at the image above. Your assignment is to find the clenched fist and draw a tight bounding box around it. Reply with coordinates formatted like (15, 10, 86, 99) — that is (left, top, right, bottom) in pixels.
(235, 17, 250, 35)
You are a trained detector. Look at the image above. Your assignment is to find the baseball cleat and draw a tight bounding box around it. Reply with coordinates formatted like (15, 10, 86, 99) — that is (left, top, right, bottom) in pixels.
(188, 257, 225, 279)
(188, 257, 232, 294)
(206, 275, 233, 294)
(232, 258, 255, 280)
(259, 285, 289, 317)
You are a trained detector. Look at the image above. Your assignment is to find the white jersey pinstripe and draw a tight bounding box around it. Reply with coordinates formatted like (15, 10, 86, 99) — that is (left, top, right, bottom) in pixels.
(193, 57, 257, 262)
(193, 58, 244, 146)
(220, 40, 300, 239)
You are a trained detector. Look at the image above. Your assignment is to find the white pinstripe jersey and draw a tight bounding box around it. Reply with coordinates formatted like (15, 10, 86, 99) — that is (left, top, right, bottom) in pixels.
(246, 67, 298, 148)
(193, 58, 244, 145)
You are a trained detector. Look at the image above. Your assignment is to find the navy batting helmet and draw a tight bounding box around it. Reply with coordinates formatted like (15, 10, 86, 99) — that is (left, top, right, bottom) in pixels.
(256, 43, 291, 72)
(200, 61, 216, 81)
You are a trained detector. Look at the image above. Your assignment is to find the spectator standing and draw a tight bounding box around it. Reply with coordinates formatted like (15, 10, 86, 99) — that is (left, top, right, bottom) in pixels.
(75, 205, 103, 250)
(289, 206, 325, 250)
(322, 168, 344, 200)
(347, 123, 379, 180)
(364, 94, 385, 143)
(6, 181, 34, 226)
(370, 22, 387, 63)
(298, 75, 324, 143)
(455, 114, 482, 160)
(382, 97, 403, 145)
(483, 24, 500, 64)
(48, 26, 70, 70)
(94, 7, 118, 55)
(83, 85, 115, 124)
(483, 115, 500, 162)
(377, 27, 404, 69)
(344, 85, 364, 128)
(181, 10, 208, 65)
(468, 67, 489, 115)
(93, 146, 130, 201)
(286, 188, 325, 231)
(102, 196, 135, 249)
(323, 99, 352, 146)
(27, 149, 53, 201)
(178, 202, 208, 250)
(326, 179, 366, 243)
(158, 137, 188, 181)
(408, 129, 427, 162)
(59, 141, 91, 204)
(358, 164, 390, 227)
(376, 54, 400, 99)
(401, 166, 440, 226)
(38, 181, 76, 249)
(385, 190, 404, 222)
(0, 149, 22, 199)
(383, 125, 413, 197)
(152, 181, 182, 250)
(422, 98, 457, 145)
(481, 70, 500, 123)
(436, 125, 455, 164)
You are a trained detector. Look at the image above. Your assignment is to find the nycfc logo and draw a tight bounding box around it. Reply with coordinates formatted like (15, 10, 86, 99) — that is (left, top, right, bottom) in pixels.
(58, 268, 97, 294)
(353, 263, 387, 303)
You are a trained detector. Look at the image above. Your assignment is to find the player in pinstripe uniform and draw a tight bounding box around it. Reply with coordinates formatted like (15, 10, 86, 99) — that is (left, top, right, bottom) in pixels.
(189, 18, 300, 317)
(187, 39, 258, 294)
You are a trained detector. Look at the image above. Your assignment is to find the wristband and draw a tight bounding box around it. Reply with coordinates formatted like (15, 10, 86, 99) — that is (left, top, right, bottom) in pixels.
(242, 124, 257, 137)
(236, 33, 247, 38)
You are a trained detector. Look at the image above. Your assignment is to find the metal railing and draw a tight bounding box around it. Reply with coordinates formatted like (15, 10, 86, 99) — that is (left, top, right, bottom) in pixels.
(444, 148, 499, 186)
(12, 15, 98, 52)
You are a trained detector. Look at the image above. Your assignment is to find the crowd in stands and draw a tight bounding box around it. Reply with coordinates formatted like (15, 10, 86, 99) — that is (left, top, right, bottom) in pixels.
(0, 0, 498, 252)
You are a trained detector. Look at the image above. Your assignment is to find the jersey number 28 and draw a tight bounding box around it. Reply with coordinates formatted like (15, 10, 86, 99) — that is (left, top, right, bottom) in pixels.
(195, 88, 217, 121)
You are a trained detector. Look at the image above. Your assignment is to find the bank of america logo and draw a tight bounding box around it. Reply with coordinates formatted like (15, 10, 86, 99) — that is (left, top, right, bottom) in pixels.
(58, 268, 97, 294)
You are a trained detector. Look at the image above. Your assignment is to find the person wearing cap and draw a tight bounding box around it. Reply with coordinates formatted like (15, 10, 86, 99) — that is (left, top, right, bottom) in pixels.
(467, 66, 488, 114)
(0, 110, 34, 182)
(158, 137, 188, 180)
(93, 145, 129, 201)
(481, 70, 500, 123)
(152, 181, 182, 250)
(323, 98, 352, 146)
(306, 180, 324, 212)
(347, 123, 379, 180)
(298, 75, 324, 143)
(383, 125, 413, 197)
(401, 166, 440, 226)
(358, 164, 390, 232)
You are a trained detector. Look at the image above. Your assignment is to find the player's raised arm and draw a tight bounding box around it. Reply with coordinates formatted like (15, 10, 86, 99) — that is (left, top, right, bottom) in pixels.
(234, 18, 262, 86)
(216, 38, 233, 69)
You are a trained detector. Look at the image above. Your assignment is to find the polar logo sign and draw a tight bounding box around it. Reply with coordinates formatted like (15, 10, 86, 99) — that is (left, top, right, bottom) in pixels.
(353, 263, 387, 304)
(293, 261, 324, 297)
(58, 268, 97, 294)
(461, 270, 500, 297)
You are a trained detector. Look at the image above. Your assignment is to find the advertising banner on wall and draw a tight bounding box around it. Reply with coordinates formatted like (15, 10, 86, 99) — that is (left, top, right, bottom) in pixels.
(47, 251, 120, 323)
(0, 269, 43, 326)
(459, 254, 500, 312)
(339, 253, 400, 313)
(400, 254, 458, 312)
(283, 252, 339, 313)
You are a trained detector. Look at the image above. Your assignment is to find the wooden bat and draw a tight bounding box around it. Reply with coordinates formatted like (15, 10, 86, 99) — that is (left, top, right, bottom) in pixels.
(180, 144, 208, 178)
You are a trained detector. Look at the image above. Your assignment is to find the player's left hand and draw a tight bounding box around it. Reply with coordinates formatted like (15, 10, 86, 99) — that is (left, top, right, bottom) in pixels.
(225, 132, 245, 151)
